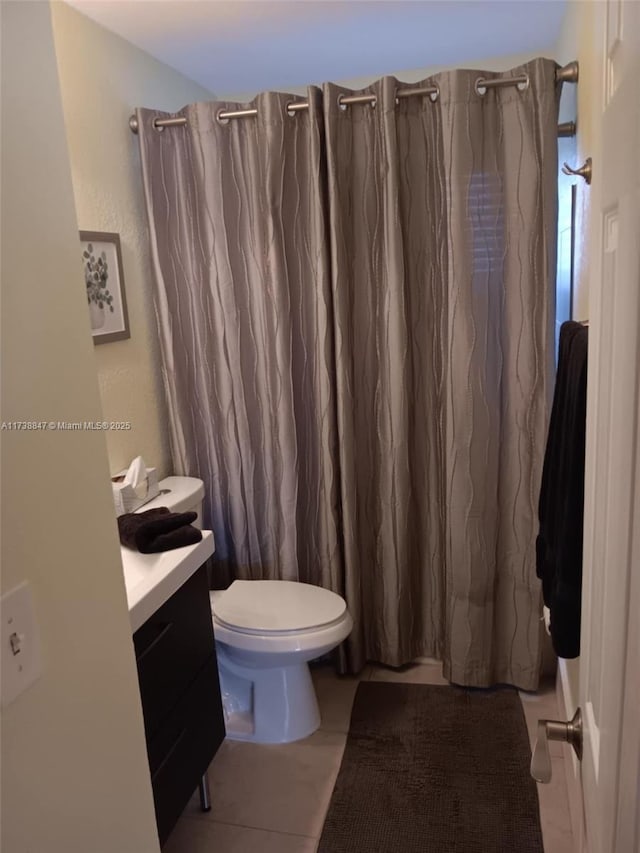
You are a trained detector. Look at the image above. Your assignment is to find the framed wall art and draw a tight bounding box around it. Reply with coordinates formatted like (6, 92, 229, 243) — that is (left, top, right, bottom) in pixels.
(80, 231, 130, 344)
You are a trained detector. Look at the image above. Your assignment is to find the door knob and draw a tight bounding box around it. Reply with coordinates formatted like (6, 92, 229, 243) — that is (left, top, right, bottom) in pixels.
(530, 707, 582, 783)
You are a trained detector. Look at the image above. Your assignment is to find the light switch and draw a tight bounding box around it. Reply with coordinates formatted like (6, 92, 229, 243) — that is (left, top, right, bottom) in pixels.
(1, 581, 43, 707)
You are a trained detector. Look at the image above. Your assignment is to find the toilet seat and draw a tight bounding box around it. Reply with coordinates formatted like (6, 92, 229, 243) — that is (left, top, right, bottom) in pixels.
(212, 580, 346, 636)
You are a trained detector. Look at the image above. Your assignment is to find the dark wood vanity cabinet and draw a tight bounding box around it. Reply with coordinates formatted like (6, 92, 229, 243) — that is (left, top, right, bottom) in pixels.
(133, 565, 225, 846)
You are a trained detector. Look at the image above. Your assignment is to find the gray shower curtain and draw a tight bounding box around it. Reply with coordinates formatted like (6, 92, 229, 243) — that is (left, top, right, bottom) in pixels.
(137, 89, 343, 597)
(138, 58, 561, 689)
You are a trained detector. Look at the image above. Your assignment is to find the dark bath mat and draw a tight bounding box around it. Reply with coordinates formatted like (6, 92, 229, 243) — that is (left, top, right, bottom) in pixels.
(318, 681, 544, 853)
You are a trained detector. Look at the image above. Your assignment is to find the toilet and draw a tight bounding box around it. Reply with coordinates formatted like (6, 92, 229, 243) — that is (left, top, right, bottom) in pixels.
(145, 476, 353, 744)
(211, 579, 353, 743)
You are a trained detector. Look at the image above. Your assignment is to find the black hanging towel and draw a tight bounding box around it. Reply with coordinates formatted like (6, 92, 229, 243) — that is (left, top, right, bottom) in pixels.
(536, 320, 588, 658)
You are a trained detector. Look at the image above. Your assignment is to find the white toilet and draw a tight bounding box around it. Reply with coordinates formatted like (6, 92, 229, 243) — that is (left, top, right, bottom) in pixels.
(147, 476, 353, 744)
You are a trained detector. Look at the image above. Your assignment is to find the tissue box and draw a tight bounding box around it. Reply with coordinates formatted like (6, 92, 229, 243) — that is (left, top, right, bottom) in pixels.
(111, 466, 159, 517)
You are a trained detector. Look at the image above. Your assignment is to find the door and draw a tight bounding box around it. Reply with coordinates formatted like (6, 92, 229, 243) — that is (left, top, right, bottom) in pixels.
(579, 1, 640, 850)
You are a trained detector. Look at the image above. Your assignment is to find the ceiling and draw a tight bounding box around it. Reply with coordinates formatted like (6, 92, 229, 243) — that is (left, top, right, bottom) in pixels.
(66, 0, 568, 97)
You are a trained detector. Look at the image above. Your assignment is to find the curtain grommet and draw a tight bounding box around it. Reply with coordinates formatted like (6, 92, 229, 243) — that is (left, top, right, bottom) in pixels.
(517, 76, 530, 92)
(337, 94, 347, 112)
(474, 78, 488, 97)
(285, 101, 297, 118)
(430, 87, 440, 103)
(216, 108, 230, 126)
(152, 118, 165, 133)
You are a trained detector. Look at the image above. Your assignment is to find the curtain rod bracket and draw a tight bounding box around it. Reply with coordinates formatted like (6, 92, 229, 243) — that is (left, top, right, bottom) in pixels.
(558, 121, 577, 138)
(556, 61, 579, 84)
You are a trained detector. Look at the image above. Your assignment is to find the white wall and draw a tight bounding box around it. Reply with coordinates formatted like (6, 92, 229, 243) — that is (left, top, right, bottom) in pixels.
(1, 3, 160, 851)
(51, 1, 215, 479)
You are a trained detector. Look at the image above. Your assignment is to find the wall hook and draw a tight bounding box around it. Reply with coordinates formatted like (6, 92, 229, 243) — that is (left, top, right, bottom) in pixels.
(562, 157, 592, 185)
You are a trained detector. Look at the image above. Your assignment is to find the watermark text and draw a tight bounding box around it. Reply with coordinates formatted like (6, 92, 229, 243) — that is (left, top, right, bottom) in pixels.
(1, 421, 132, 431)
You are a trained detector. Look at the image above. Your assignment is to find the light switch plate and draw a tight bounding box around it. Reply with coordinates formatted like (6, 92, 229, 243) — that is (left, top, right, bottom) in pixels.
(1, 581, 43, 707)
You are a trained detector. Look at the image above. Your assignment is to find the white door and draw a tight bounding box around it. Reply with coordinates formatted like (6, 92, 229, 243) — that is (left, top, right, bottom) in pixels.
(579, 1, 640, 850)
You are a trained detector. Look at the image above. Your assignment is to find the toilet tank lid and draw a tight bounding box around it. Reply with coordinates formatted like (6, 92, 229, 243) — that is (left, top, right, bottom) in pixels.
(213, 580, 347, 633)
(138, 475, 204, 515)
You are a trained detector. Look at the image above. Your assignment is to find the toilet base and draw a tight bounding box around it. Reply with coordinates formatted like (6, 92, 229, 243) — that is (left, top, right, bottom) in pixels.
(216, 644, 321, 744)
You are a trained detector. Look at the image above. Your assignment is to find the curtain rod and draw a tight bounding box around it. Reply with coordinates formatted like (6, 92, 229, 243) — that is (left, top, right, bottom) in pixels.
(129, 60, 579, 136)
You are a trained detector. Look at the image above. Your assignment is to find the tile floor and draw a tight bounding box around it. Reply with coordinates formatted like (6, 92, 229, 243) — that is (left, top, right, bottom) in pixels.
(164, 662, 575, 852)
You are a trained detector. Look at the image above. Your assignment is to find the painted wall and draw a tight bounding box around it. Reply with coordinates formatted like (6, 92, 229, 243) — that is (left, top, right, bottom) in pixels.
(1, 3, 159, 851)
(51, 1, 214, 479)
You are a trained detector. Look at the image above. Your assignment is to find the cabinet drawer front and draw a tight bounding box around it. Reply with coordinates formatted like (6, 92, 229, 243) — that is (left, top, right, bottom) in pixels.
(148, 656, 225, 846)
(134, 566, 213, 739)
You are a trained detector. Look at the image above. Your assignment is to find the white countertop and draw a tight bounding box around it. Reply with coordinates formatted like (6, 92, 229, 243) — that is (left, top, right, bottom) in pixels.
(121, 531, 215, 632)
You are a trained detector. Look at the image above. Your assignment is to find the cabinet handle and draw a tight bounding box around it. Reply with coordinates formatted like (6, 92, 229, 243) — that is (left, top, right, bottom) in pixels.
(151, 727, 187, 782)
(136, 621, 174, 664)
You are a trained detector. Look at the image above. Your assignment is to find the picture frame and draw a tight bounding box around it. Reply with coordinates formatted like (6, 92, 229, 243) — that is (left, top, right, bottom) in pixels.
(79, 231, 130, 344)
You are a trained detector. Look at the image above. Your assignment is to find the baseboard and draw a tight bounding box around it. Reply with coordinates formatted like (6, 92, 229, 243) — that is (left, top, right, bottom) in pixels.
(557, 659, 586, 852)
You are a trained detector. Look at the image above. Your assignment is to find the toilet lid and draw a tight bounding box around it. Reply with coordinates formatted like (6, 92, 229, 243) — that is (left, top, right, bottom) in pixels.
(212, 580, 347, 634)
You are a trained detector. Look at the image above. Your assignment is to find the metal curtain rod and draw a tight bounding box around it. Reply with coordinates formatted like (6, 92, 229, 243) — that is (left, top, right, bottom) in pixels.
(129, 60, 579, 135)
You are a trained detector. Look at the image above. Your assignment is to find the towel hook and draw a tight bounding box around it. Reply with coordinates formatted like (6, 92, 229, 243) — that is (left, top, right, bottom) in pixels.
(562, 157, 592, 185)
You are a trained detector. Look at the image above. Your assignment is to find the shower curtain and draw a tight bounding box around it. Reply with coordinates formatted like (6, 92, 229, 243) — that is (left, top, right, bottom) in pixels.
(138, 58, 561, 690)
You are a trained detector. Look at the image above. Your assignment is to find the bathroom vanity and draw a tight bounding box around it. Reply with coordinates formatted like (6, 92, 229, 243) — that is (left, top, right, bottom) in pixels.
(122, 534, 225, 846)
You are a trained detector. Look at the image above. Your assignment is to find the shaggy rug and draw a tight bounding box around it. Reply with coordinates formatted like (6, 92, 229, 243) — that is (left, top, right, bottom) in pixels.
(317, 681, 544, 852)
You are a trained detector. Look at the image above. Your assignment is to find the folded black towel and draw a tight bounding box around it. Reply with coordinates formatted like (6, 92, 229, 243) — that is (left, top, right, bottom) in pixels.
(118, 507, 202, 554)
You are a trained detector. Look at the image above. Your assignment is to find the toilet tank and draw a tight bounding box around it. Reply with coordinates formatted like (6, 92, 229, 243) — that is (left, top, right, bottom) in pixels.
(137, 476, 205, 529)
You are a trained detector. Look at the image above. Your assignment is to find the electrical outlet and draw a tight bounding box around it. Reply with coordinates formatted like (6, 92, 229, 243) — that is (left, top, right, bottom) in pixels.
(1, 581, 43, 707)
